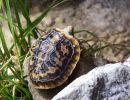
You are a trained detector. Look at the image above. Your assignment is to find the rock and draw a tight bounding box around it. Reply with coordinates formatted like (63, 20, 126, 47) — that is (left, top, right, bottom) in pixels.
(28, 0, 130, 62)
(52, 58, 130, 100)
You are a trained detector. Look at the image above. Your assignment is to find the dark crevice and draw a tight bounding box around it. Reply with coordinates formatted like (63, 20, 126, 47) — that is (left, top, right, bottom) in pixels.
(91, 77, 105, 100)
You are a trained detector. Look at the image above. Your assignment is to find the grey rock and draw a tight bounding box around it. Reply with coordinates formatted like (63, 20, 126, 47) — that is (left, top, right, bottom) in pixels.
(37, 0, 130, 35)
(33, 0, 130, 62)
(52, 58, 130, 100)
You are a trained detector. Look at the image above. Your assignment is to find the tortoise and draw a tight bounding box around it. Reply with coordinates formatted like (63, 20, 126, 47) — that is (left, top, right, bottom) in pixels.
(25, 27, 80, 89)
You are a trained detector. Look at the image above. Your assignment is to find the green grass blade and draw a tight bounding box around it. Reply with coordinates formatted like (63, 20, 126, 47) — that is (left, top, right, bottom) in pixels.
(93, 44, 110, 53)
(74, 30, 98, 38)
(22, 0, 59, 40)
(0, 56, 12, 71)
(11, 0, 22, 34)
(1, 77, 32, 99)
(5, 0, 24, 79)
(15, 84, 32, 99)
(0, 0, 4, 11)
(0, 83, 13, 100)
(0, 48, 5, 62)
(5, 0, 22, 56)
(17, 0, 38, 38)
(17, 0, 30, 23)
(0, 48, 4, 58)
(24, 0, 30, 18)
(12, 0, 28, 52)
(0, 27, 10, 58)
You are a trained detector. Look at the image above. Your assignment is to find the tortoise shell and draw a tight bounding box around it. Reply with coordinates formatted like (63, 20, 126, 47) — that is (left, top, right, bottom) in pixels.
(29, 28, 80, 89)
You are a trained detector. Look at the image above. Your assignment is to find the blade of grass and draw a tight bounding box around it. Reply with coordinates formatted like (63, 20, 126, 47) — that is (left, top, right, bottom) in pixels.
(0, 48, 4, 59)
(19, 54, 26, 63)
(86, 42, 95, 52)
(24, 0, 30, 16)
(12, 85, 16, 100)
(11, 0, 22, 35)
(5, 0, 24, 79)
(0, 0, 4, 11)
(0, 84, 13, 100)
(52, 0, 69, 8)
(0, 43, 5, 65)
(21, 0, 60, 40)
(0, 27, 10, 58)
(0, 90, 13, 100)
(0, 14, 24, 31)
(93, 44, 110, 53)
(74, 29, 98, 38)
(8, 65, 23, 82)
(0, 56, 12, 71)
(5, 0, 21, 56)
(5, 0, 24, 57)
(15, 84, 32, 99)
(12, 0, 28, 52)
(17, 0, 38, 39)
(2, 77, 32, 99)
(17, 0, 30, 23)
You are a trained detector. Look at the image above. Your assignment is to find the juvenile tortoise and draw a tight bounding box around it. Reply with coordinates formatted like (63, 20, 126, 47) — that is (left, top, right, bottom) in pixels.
(24, 27, 80, 89)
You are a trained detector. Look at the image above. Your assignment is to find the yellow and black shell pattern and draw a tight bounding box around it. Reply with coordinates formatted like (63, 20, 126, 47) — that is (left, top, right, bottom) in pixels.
(29, 28, 80, 89)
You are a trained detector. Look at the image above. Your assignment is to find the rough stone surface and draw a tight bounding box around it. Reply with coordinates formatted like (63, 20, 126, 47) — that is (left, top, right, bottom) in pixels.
(25, 0, 130, 62)
(52, 58, 130, 100)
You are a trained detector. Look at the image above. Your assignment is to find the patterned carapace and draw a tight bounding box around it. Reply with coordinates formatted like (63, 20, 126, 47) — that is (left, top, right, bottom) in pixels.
(29, 28, 80, 89)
